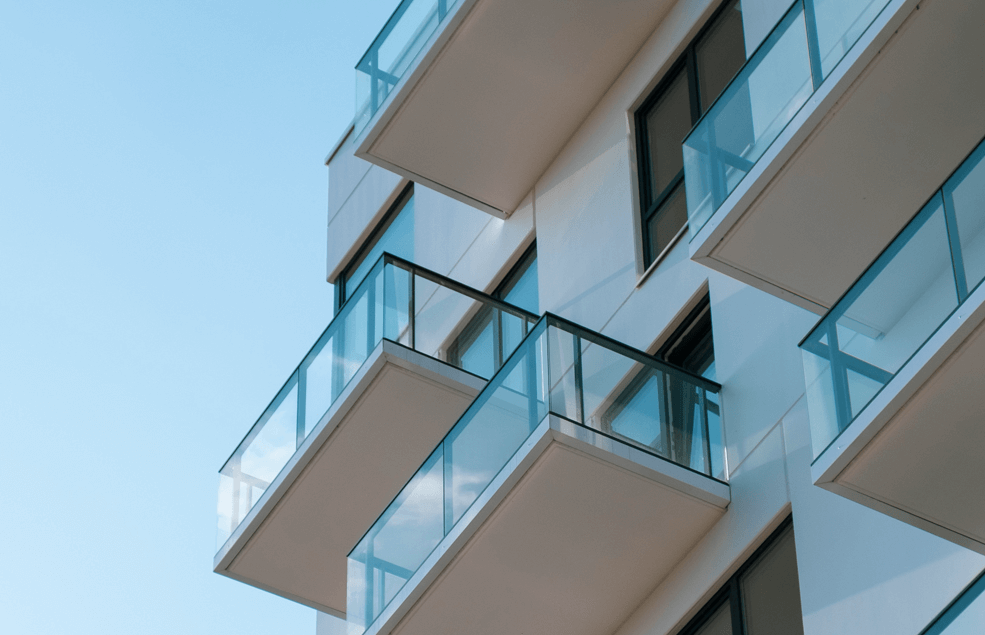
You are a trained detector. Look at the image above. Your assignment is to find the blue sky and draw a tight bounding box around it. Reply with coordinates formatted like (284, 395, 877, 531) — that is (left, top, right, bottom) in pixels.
(0, 1, 395, 632)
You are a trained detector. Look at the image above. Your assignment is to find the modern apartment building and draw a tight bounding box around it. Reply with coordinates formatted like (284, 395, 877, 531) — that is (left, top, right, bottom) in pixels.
(215, 1, 985, 634)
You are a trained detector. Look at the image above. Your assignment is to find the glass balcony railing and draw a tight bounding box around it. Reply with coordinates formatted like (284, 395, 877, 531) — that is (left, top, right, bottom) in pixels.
(216, 253, 538, 551)
(354, 0, 461, 136)
(346, 315, 724, 634)
(683, 0, 892, 236)
(800, 138, 985, 459)
(921, 570, 985, 635)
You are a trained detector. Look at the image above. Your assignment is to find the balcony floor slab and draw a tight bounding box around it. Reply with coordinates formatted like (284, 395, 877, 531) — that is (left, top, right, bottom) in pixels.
(691, 0, 985, 312)
(214, 340, 485, 617)
(365, 415, 728, 635)
(812, 277, 985, 554)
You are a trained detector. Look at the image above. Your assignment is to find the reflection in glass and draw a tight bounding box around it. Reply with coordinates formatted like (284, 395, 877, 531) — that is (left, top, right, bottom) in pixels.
(740, 526, 804, 635)
(802, 138, 985, 458)
(683, 0, 892, 236)
(217, 254, 538, 552)
(922, 572, 985, 635)
(348, 317, 724, 633)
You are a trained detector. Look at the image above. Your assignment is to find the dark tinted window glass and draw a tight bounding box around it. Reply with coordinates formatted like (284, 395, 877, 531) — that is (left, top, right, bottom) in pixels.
(636, 0, 746, 267)
(696, 0, 746, 111)
(740, 526, 804, 635)
(695, 602, 734, 635)
(647, 182, 689, 260)
(646, 70, 691, 198)
(679, 519, 804, 635)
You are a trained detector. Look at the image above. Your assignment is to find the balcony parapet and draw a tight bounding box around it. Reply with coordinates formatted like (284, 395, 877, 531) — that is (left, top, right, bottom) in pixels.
(347, 314, 727, 635)
(683, 0, 893, 238)
(214, 252, 537, 615)
(801, 136, 985, 553)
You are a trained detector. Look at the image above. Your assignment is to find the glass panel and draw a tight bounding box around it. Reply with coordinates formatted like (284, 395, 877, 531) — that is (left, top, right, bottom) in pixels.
(383, 263, 411, 346)
(347, 448, 445, 631)
(647, 181, 688, 259)
(348, 326, 548, 632)
(646, 69, 691, 199)
(603, 371, 666, 455)
(448, 343, 543, 524)
(740, 526, 804, 635)
(944, 143, 985, 293)
(218, 253, 543, 553)
(837, 196, 956, 376)
(345, 193, 414, 299)
(706, 389, 725, 479)
(240, 382, 297, 488)
(684, 5, 812, 235)
(802, 194, 960, 458)
(302, 332, 336, 437)
(696, 0, 746, 111)
(347, 318, 725, 633)
(455, 313, 496, 379)
(923, 573, 985, 635)
(812, 0, 891, 79)
(547, 326, 581, 421)
(695, 601, 734, 635)
(502, 253, 539, 315)
(802, 344, 840, 457)
(354, 0, 464, 134)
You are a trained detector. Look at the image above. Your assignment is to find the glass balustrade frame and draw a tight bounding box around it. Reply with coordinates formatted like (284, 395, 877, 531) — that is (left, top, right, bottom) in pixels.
(920, 569, 985, 635)
(682, 0, 895, 237)
(799, 136, 985, 461)
(354, 0, 461, 136)
(216, 252, 538, 553)
(347, 313, 724, 633)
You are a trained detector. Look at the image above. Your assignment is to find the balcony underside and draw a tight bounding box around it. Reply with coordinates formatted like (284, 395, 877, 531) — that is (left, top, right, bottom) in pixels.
(355, 0, 676, 217)
(367, 415, 729, 635)
(691, 0, 985, 312)
(812, 281, 985, 555)
(214, 340, 485, 617)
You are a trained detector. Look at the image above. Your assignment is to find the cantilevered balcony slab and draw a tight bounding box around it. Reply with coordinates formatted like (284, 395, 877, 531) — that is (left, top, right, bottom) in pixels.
(213, 254, 537, 617)
(352, 0, 678, 217)
(364, 416, 727, 635)
(215, 340, 484, 616)
(802, 138, 985, 553)
(347, 316, 728, 635)
(685, 0, 985, 312)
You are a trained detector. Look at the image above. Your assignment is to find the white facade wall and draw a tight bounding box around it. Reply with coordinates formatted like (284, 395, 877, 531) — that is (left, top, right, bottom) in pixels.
(321, 1, 985, 634)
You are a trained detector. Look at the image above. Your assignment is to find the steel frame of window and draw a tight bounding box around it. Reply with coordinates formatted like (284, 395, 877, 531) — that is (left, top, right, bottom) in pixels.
(678, 516, 800, 635)
(634, 0, 739, 267)
(336, 181, 415, 309)
(446, 242, 538, 373)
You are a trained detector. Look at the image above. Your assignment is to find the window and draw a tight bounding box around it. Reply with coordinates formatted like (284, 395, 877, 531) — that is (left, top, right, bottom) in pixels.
(602, 294, 724, 478)
(680, 517, 804, 635)
(337, 183, 415, 308)
(636, 0, 745, 267)
(446, 245, 538, 379)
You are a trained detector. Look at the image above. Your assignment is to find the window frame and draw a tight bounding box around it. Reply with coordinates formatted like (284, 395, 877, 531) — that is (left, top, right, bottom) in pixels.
(600, 293, 716, 472)
(335, 181, 415, 310)
(635, 0, 743, 268)
(677, 516, 803, 635)
(445, 242, 537, 377)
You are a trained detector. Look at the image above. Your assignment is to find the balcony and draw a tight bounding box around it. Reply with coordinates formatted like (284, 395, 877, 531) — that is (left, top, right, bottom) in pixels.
(801, 137, 985, 554)
(683, 0, 985, 312)
(346, 315, 728, 635)
(214, 253, 537, 617)
(351, 0, 682, 217)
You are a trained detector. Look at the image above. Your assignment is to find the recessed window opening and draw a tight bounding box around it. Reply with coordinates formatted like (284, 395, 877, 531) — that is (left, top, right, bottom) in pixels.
(636, 0, 745, 268)
(446, 244, 538, 379)
(679, 517, 805, 635)
(337, 182, 415, 308)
